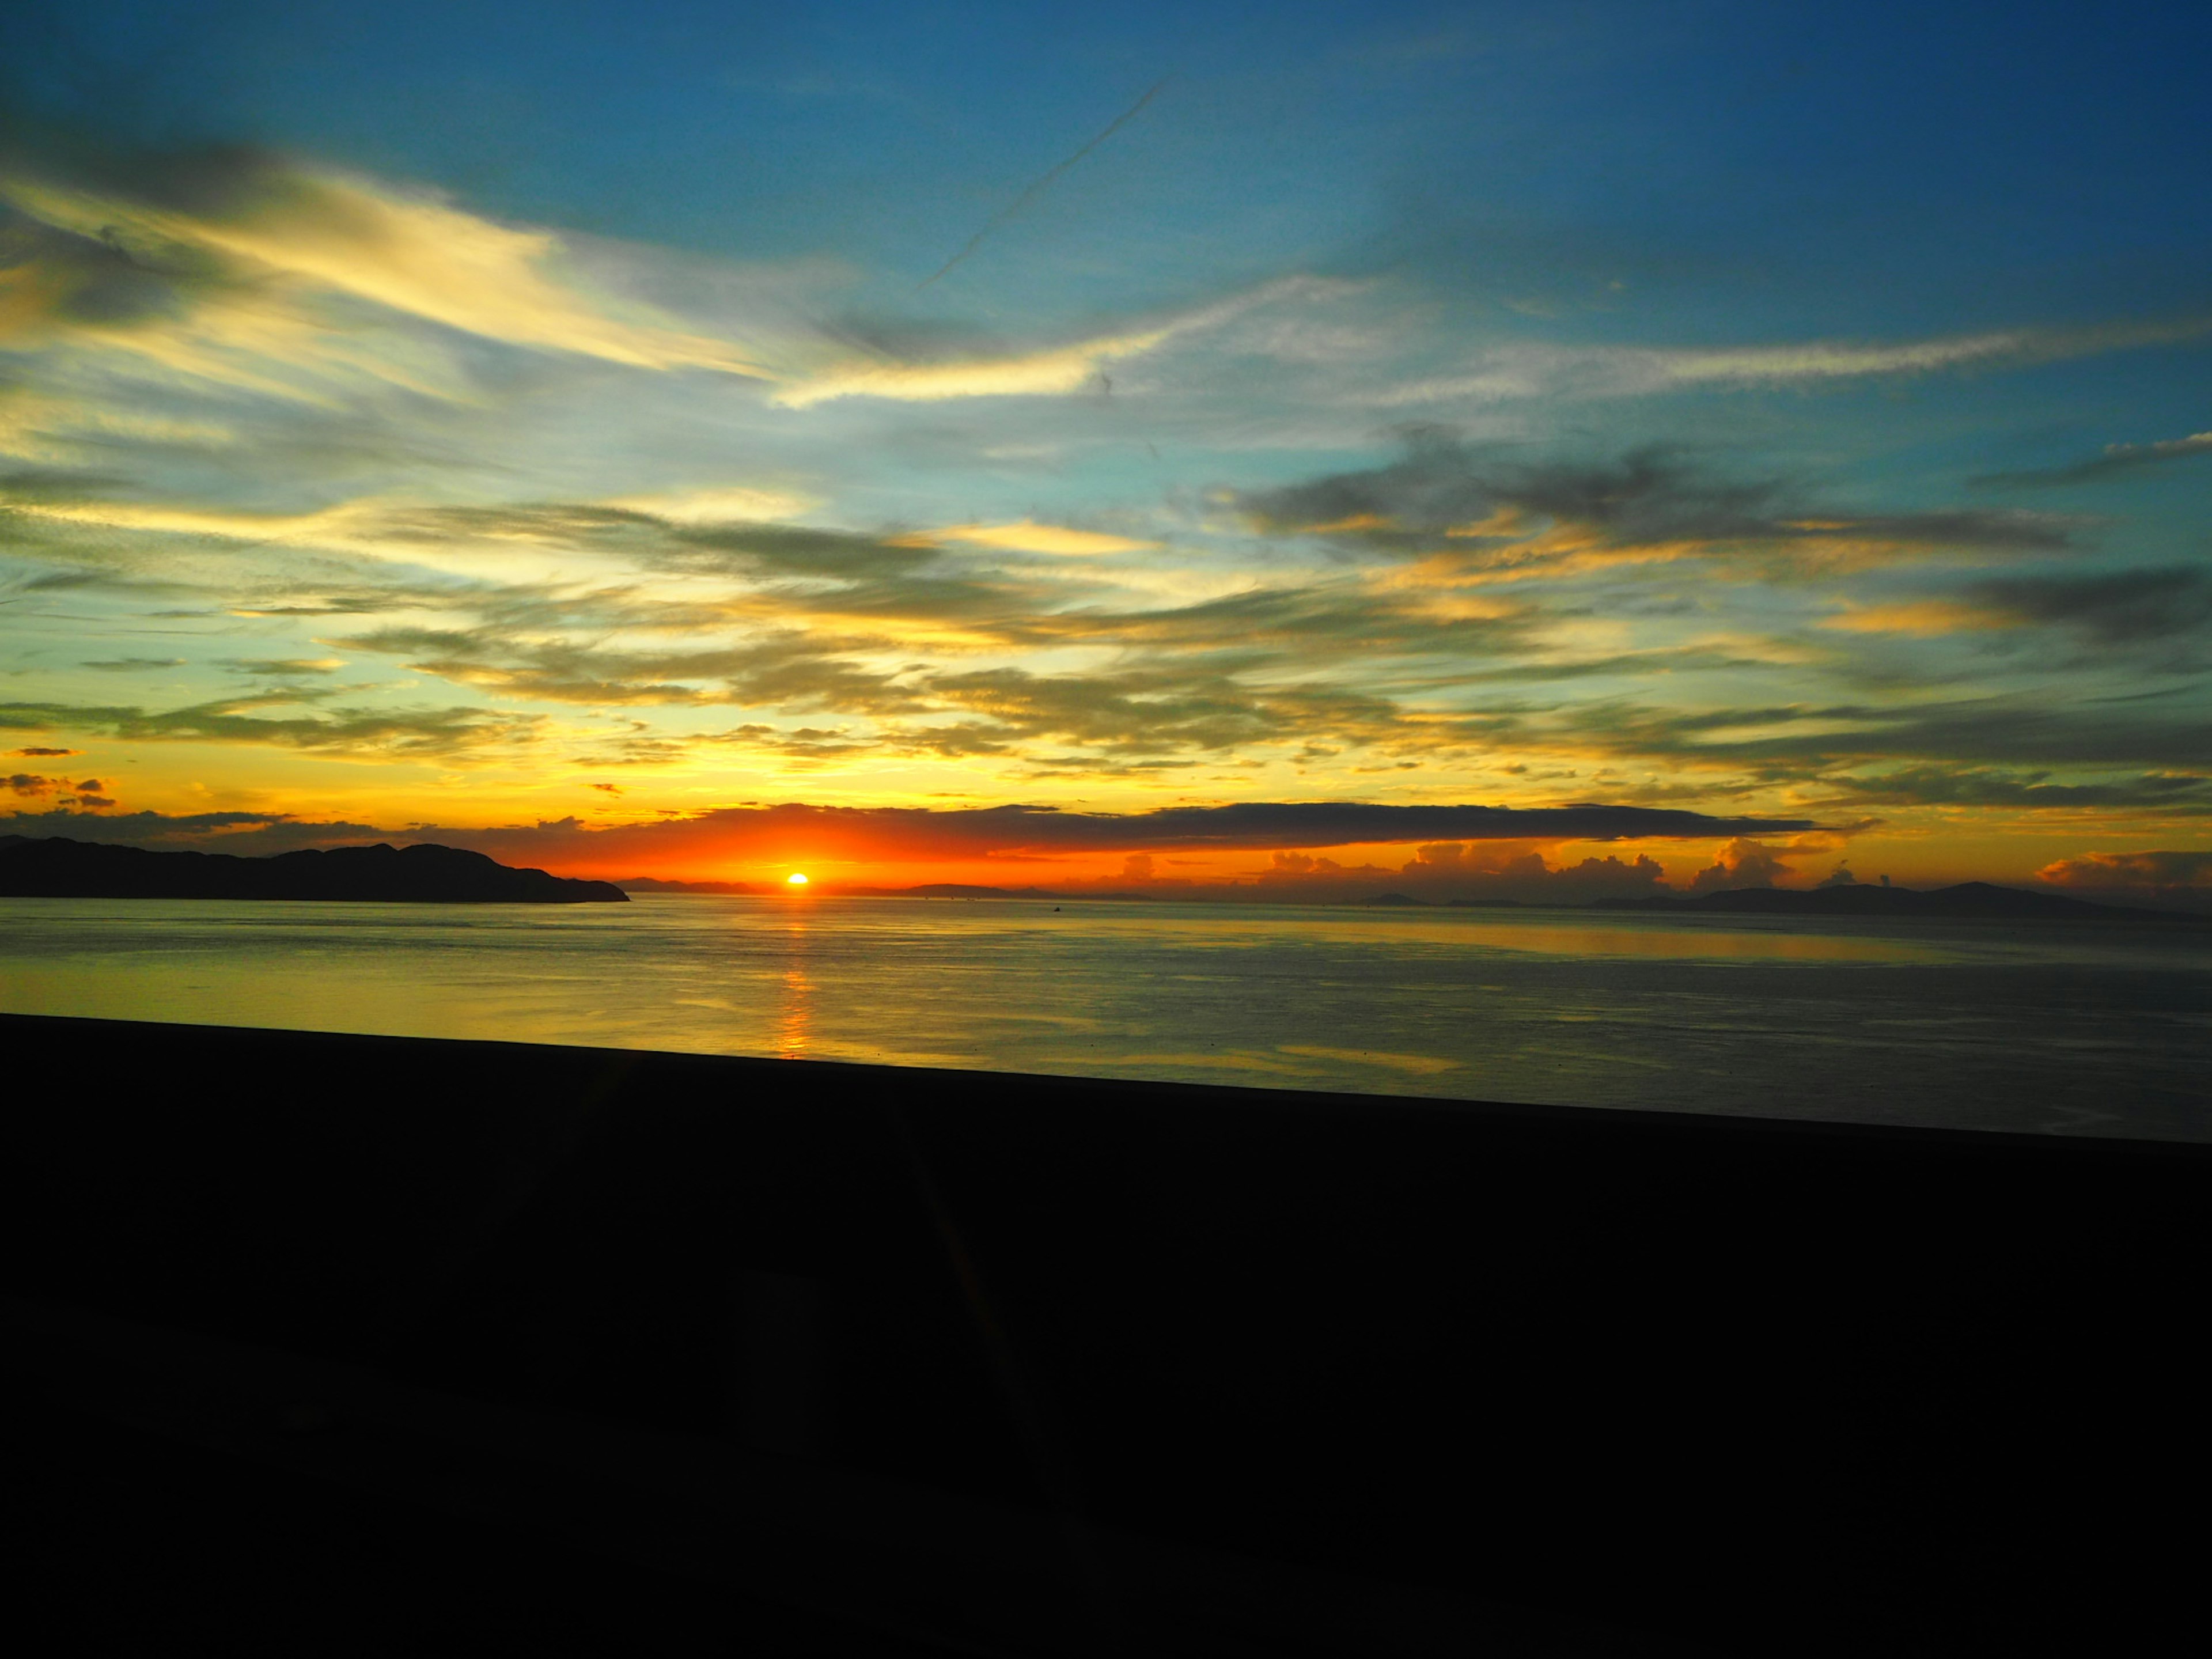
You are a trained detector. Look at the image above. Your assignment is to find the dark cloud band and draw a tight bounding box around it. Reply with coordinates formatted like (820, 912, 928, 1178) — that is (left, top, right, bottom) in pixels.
(2, 799, 1819, 865)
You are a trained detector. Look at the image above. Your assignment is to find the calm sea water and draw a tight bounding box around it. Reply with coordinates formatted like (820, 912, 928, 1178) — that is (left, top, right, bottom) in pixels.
(3, 893, 2207, 1140)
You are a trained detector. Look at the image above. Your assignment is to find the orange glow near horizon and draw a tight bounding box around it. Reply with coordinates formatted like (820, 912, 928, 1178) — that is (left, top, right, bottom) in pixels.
(505, 831, 2135, 895)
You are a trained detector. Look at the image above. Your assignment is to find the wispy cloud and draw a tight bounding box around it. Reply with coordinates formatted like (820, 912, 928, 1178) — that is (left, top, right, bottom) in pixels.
(1810, 765, 2209, 812)
(1976, 430, 2212, 488)
(1238, 437, 2073, 578)
(0, 695, 539, 756)
(770, 317, 1183, 407)
(918, 520, 1160, 555)
(771, 281, 1312, 406)
(2, 155, 777, 382)
(1374, 317, 2212, 408)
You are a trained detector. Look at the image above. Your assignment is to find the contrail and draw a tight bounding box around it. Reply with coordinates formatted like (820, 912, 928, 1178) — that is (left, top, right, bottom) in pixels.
(918, 79, 1168, 290)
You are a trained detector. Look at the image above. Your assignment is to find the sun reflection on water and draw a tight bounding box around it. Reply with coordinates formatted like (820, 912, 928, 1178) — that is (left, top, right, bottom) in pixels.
(777, 917, 812, 1056)
(776, 968, 812, 1056)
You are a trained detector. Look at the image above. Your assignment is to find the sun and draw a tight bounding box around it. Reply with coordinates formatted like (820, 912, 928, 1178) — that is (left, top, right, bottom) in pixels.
(786, 872, 809, 887)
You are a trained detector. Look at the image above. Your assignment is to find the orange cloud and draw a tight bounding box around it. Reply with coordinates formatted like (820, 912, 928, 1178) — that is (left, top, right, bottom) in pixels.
(1821, 601, 2012, 636)
(2037, 850, 2212, 889)
(1689, 837, 1797, 892)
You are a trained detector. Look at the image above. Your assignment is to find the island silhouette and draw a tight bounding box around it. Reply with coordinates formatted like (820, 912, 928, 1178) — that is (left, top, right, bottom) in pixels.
(0, 836, 626, 903)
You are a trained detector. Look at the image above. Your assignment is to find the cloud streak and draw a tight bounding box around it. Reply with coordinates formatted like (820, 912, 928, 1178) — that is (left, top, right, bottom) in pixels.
(2, 154, 776, 381)
(1977, 430, 2212, 488)
(1376, 317, 2212, 409)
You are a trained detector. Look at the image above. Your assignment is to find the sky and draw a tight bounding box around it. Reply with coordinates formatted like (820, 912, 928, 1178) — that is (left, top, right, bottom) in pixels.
(2, 1, 2209, 902)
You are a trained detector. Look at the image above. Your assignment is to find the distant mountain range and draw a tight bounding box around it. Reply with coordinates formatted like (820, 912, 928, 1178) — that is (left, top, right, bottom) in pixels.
(1349, 881, 2199, 925)
(614, 876, 764, 895)
(1592, 881, 2200, 925)
(0, 837, 626, 903)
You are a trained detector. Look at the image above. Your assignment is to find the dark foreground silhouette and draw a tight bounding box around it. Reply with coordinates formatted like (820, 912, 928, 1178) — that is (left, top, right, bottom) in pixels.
(5, 1016, 2206, 1654)
(0, 836, 627, 903)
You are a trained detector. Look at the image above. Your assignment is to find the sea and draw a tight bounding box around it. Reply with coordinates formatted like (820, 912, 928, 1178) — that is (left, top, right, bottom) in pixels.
(3, 892, 2207, 1141)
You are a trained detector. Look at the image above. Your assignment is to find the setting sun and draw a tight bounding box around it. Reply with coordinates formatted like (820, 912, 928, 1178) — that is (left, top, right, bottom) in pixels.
(786, 873, 809, 887)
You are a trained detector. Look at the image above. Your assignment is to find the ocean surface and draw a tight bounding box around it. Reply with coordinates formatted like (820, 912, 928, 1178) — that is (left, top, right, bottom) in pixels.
(3, 892, 2207, 1141)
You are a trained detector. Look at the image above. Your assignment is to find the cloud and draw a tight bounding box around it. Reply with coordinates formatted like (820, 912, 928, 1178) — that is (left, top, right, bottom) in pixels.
(225, 657, 346, 676)
(4, 771, 113, 807)
(1815, 766, 2210, 812)
(1977, 430, 2212, 488)
(1820, 600, 2008, 637)
(1961, 567, 2212, 646)
(1382, 838, 1674, 900)
(81, 657, 187, 671)
(1, 153, 775, 381)
(1238, 435, 2071, 577)
(920, 521, 1160, 555)
(2039, 849, 2212, 889)
(6, 446, 2192, 800)
(7, 747, 78, 757)
(0, 798, 1820, 870)
(602, 487, 813, 524)
(1378, 317, 2212, 408)
(2036, 850, 2212, 912)
(1821, 567, 2212, 647)
(770, 282, 1304, 407)
(770, 319, 1183, 407)
(0, 695, 538, 756)
(539, 800, 1820, 860)
(1558, 692, 2212, 773)
(1688, 836, 1794, 892)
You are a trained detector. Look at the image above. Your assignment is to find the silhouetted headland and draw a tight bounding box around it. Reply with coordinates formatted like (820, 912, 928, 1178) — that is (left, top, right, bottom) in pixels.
(1594, 878, 2203, 926)
(0, 836, 626, 903)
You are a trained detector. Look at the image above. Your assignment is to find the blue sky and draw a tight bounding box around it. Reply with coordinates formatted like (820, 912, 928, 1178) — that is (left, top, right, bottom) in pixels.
(3, 1, 2209, 897)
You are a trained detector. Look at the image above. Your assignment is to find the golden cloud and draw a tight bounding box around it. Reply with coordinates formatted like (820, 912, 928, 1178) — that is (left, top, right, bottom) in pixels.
(770, 323, 1180, 407)
(2, 164, 775, 382)
(916, 520, 1161, 555)
(1820, 600, 2014, 636)
(607, 487, 815, 524)
(769, 281, 1307, 407)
